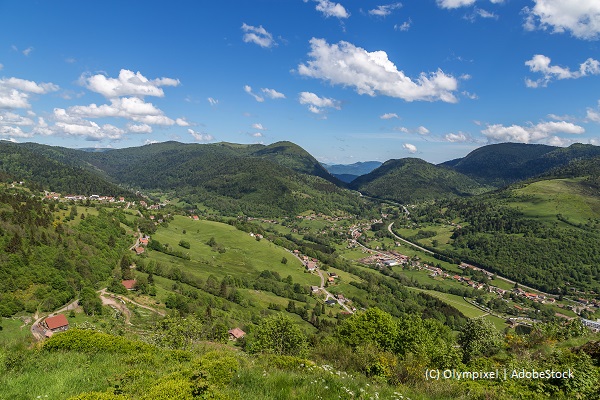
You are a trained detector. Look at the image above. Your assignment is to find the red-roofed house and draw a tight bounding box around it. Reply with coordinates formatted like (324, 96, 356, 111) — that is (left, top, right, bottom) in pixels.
(122, 280, 137, 290)
(45, 314, 69, 333)
(134, 246, 145, 255)
(139, 238, 149, 246)
(228, 328, 246, 341)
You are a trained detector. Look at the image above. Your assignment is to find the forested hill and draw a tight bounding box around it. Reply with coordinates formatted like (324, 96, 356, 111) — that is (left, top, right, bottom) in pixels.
(7, 141, 367, 217)
(0, 141, 134, 197)
(442, 142, 600, 187)
(251, 141, 343, 185)
(350, 158, 485, 203)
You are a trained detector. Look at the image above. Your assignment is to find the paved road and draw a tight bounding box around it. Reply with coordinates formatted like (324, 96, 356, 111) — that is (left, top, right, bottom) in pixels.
(387, 222, 557, 299)
(387, 222, 434, 255)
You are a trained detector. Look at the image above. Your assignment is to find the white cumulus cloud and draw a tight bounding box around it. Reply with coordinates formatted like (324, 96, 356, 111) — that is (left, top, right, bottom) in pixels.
(81, 69, 180, 98)
(252, 123, 266, 130)
(525, 54, 600, 87)
(482, 121, 585, 144)
(127, 123, 153, 134)
(306, 0, 350, 18)
(403, 143, 417, 153)
(207, 97, 219, 106)
(241, 23, 276, 48)
(445, 132, 469, 142)
(0, 111, 34, 126)
(298, 38, 459, 103)
(523, 0, 600, 40)
(0, 77, 59, 109)
(188, 128, 214, 142)
(586, 101, 600, 123)
(380, 113, 399, 119)
(299, 91, 341, 115)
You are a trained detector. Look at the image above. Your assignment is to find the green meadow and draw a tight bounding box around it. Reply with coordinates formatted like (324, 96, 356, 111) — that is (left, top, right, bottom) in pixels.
(147, 216, 320, 287)
(510, 178, 600, 225)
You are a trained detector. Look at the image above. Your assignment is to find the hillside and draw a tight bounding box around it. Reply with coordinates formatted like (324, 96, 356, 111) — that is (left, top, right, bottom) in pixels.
(7, 141, 366, 217)
(0, 141, 134, 197)
(350, 158, 485, 203)
(251, 141, 342, 185)
(442, 142, 600, 187)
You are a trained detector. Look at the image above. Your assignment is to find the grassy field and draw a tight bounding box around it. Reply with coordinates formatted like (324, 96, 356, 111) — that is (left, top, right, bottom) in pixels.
(511, 178, 600, 225)
(147, 216, 320, 287)
(406, 288, 508, 331)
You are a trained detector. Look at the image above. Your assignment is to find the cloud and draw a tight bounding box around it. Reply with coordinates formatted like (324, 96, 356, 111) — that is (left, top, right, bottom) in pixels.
(244, 85, 264, 102)
(481, 120, 585, 143)
(380, 113, 399, 119)
(444, 132, 469, 142)
(394, 125, 430, 135)
(417, 126, 430, 135)
(81, 69, 180, 98)
(437, 0, 504, 9)
(65, 57, 76, 64)
(523, 1, 600, 40)
(298, 38, 459, 103)
(403, 143, 417, 153)
(369, 3, 402, 17)
(53, 119, 126, 141)
(0, 125, 31, 138)
(188, 128, 214, 142)
(251, 132, 263, 138)
(252, 123, 266, 130)
(207, 97, 218, 106)
(0, 64, 3, 70)
(525, 54, 600, 87)
(66, 97, 180, 126)
(127, 123, 153, 133)
(464, 7, 499, 21)
(144, 139, 160, 145)
(394, 19, 412, 31)
(261, 88, 286, 99)
(586, 101, 600, 122)
(0, 110, 34, 126)
(22, 47, 34, 56)
(0, 77, 59, 109)
(241, 23, 276, 48)
(306, 0, 350, 18)
(299, 91, 341, 114)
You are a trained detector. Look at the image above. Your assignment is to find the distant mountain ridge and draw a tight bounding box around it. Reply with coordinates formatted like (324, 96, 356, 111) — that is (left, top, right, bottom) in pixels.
(350, 158, 486, 203)
(323, 161, 383, 176)
(441, 142, 600, 187)
(4, 140, 363, 217)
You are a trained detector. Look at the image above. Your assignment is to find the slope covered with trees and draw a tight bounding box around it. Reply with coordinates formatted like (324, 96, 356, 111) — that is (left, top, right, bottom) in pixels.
(443, 142, 600, 187)
(350, 158, 485, 203)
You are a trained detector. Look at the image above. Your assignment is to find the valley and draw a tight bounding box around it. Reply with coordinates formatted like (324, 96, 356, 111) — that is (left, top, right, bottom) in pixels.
(1, 140, 600, 399)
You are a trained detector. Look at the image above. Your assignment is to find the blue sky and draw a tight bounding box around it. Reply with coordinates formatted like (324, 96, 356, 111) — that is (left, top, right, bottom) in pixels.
(1, 0, 599, 164)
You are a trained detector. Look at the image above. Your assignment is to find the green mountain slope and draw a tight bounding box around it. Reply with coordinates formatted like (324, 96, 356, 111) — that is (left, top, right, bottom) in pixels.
(251, 141, 342, 185)
(442, 142, 600, 187)
(12, 141, 365, 217)
(0, 141, 133, 197)
(350, 158, 485, 203)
